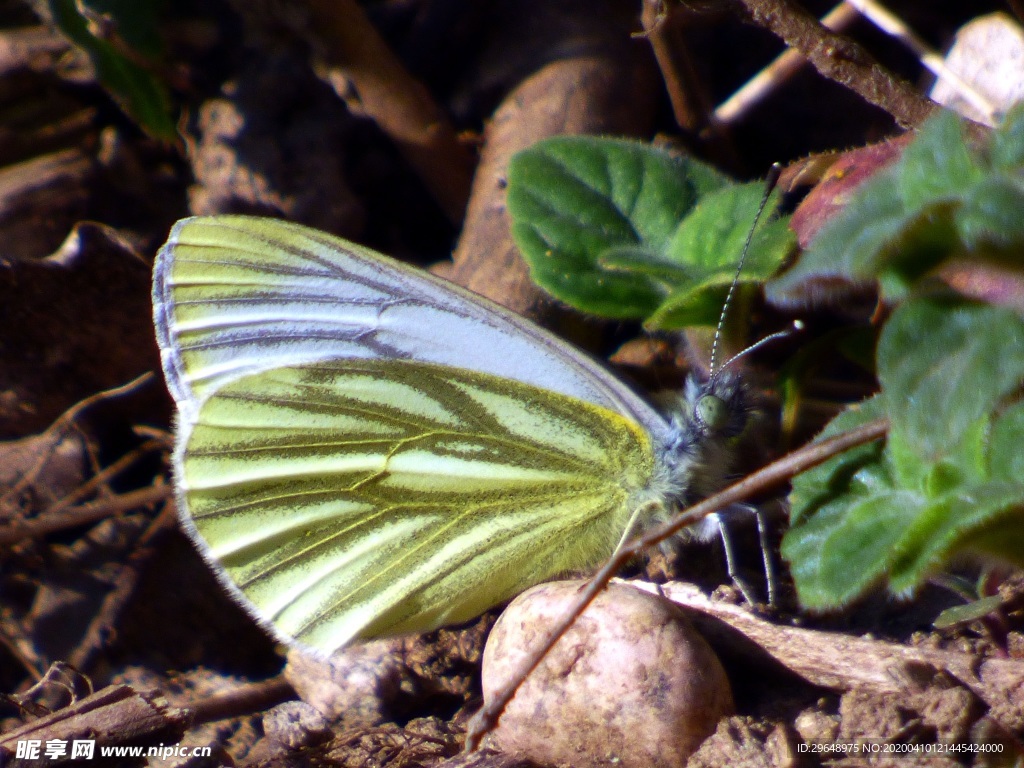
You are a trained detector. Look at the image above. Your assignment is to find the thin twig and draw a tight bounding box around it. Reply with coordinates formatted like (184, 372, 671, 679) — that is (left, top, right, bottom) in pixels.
(639, 0, 741, 170)
(68, 497, 177, 671)
(189, 676, 295, 726)
(0, 374, 154, 509)
(465, 417, 890, 751)
(714, 2, 860, 125)
(40, 438, 165, 517)
(299, 0, 475, 224)
(0, 485, 170, 547)
(732, 0, 934, 129)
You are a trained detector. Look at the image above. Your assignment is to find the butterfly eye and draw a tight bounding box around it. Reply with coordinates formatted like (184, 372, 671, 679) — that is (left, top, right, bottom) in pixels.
(695, 394, 729, 433)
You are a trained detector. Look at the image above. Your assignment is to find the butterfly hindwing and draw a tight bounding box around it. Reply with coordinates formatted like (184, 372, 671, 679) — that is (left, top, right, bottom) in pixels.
(178, 358, 657, 653)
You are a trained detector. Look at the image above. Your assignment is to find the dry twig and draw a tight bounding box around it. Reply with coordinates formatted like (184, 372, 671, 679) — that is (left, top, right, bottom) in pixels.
(732, 0, 934, 128)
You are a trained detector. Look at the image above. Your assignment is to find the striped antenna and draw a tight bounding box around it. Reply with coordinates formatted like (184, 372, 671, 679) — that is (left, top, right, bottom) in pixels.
(708, 163, 783, 378)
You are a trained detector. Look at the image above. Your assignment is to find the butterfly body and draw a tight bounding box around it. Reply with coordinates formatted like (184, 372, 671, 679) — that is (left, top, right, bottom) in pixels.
(155, 216, 746, 655)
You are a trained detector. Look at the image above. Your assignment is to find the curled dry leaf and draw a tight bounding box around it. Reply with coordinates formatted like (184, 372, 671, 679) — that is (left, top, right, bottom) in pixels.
(481, 580, 733, 768)
(784, 136, 911, 249)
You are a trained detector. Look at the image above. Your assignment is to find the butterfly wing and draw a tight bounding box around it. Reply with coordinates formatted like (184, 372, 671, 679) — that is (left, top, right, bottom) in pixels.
(180, 358, 657, 653)
(154, 215, 668, 440)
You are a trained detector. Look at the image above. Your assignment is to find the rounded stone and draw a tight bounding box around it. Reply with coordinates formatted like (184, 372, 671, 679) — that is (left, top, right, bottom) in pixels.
(481, 580, 734, 768)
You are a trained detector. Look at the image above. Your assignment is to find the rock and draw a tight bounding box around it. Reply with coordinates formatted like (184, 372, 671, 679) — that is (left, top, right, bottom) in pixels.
(481, 580, 733, 768)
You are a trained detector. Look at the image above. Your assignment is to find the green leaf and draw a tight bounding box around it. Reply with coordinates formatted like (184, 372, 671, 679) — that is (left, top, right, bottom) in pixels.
(878, 299, 1024, 460)
(509, 137, 793, 325)
(84, 0, 164, 56)
(896, 109, 984, 209)
(990, 401, 1024, 480)
(933, 595, 1005, 629)
(786, 395, 889, 527)
(990, 102, 1024, 170)
(766, 167, 907, 298)
(955, 175, 1024, 249)
(646, 184, 794, 329)
(887, 482, 1024, 593)
(47, 0, 176, 141)
(781, 395, 910, 607)
(784, 298, 1024, 610)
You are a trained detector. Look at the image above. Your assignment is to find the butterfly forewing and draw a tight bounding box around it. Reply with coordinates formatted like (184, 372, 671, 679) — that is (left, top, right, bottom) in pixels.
(155, 216, 668, 440)
(178, 358, 657, 653)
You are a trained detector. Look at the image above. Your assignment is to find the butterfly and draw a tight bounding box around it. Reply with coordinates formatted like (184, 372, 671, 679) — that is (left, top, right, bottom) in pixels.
(153, 215, 748, 656)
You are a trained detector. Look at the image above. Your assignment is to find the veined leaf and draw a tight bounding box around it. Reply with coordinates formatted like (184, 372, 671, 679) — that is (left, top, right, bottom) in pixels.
(783, 298, 1024, 609)
(508, 137, 792, 327)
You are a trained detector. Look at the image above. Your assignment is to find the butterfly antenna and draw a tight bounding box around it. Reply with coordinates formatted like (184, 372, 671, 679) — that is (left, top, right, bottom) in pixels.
(709, 163, 783, 379)
(718, 320, 804, 373)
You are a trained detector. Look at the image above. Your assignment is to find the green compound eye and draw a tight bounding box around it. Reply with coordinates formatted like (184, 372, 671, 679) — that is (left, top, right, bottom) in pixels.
(695, 394, 729, 432)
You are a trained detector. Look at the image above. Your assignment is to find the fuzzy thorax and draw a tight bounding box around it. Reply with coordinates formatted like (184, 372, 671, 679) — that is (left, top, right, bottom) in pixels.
(631, 372, 749, 541)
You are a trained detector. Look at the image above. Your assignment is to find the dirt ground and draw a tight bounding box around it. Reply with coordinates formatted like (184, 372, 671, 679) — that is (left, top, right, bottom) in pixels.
(0, 1, 1022, 766)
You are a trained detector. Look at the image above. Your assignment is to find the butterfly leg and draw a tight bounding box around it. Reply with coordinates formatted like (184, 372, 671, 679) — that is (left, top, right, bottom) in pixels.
(611, 501, 660, 559)
(755, 505, 779, 605)
(709, 511, 758, 605)
(712, 503, 779, 605)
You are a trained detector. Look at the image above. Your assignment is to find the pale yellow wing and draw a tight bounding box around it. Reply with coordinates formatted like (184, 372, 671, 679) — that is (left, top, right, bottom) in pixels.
(178, 358, 658, 654)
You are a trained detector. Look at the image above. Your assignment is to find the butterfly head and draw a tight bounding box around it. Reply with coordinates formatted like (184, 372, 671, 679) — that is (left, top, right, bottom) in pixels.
(649, 371, 749, 505)
(661, 371, 748, 450)
(684, 373, 747, 438)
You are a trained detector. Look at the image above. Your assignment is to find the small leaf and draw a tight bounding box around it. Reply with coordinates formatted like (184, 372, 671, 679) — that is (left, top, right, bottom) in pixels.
(510, 138, 792, 326)
(598, 246, 695, 283)
(897, 109, 984, 210)
(47, 0, 176, 141)
(990, 102, 1024, 170)
(955, 175, 1024, 249)
(887, 482, 1024, 593)
(933, 595, 1005, 629)
(766, 168, 908, 302)
(646, 184, 793, 329)
(878, 298, 1024, 460)
(647, 283, 744, 330)
(85, 0, 165, 56)
(990, 401, 1024, 480)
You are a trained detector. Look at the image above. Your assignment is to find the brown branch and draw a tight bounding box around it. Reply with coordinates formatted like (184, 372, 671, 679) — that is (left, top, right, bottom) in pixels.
(0, 374, 154, 508)
(0, 684, 191, 759)
(189, 676, 295, 726)
(732, 0, 934, 129)
(640, 1, 713, 132)
(41, 438, 165, 517)
(299, 0, 475, 224)
(639, 0, 741, 170)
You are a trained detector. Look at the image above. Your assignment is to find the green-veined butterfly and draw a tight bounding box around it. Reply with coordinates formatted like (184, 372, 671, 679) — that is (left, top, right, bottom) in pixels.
(153, 215, 747, 656)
